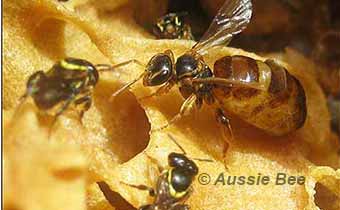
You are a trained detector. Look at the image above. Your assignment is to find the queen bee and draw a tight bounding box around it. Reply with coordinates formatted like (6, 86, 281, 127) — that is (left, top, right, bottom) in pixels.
(111, 0, 307, 137)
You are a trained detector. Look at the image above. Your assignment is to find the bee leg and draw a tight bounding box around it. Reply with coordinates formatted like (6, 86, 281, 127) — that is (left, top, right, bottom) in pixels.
(120, 182, 155, 197)
(138, 82, 174, 101)
(74, 94, 92, 124)
(49, 95, 75, 138)
(170, 204, 190, 210)
(215, 108, 233, 171)
(215, 108, 233, 140)
(55, 95, 75, 118)
(13, 93, 29, 118)
(152, 94, 198, 132)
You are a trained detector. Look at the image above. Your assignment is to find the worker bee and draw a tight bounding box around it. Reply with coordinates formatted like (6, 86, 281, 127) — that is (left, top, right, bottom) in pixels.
(18, 58, 118, 123)
(99, 134, 212, 210)
(153, 12, 194, 40)
(111, 0, 307, 137)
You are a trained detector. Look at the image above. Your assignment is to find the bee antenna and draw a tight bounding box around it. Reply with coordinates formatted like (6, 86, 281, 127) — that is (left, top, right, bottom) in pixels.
(109, 72, 145, 102)
(167, 133, 187, 155)
(96, 59, 145, 72)
(13, 92, 29, 116)
(95, 64, 115, 72)
(18, 92, 29, 105)
(168, 134, 214, 163)
(192, 158, 214, 163)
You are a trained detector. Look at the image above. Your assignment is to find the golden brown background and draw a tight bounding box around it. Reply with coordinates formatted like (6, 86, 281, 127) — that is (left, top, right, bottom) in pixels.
(3, 0, 340, 210)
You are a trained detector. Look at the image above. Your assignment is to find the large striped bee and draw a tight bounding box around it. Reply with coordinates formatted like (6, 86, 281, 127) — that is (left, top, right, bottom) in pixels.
(99, 134, 211, 210)
(19, 58, 114, 121)
(111, 0, 307, 137)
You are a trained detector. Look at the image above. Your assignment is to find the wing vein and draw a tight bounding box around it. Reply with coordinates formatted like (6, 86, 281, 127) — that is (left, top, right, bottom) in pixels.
(193, 0, 252, 55)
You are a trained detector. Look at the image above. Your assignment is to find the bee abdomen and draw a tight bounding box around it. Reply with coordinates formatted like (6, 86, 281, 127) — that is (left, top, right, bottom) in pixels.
(214, 55, 260, 83)
(213, 56, 307, 136)
(214, 55, 261, 99)
(264, 59, 307, 134)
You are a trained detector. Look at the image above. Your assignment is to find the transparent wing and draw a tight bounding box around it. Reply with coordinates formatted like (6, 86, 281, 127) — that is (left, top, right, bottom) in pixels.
(192, 0, 252, 55)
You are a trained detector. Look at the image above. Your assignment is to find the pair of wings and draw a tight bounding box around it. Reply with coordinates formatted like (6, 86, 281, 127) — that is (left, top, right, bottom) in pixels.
(192, 0, 253, 55)
(192, 0, 268, 91)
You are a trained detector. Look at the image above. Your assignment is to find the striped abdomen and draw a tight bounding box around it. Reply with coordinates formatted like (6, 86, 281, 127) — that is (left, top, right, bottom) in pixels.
(213, 55, 307, 136)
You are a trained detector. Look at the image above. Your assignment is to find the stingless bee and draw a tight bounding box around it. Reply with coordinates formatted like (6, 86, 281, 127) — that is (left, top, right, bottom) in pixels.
(111, 0, 307, 137)
(153, 12, 194, 40)
(18, 57, 121, 123)
(99, 134, 212, 210)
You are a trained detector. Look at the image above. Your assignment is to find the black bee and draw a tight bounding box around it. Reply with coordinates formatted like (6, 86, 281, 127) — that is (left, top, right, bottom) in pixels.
(153, 12, 194, 40)
(19, 58, 98, 119)
(18, 58, 120, 122)
(99, 134, 212, 210)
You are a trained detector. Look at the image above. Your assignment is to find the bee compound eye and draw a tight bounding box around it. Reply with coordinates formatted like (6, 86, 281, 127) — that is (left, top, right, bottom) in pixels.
(168, 153, 186, 168)
(187, 160, 198, 176)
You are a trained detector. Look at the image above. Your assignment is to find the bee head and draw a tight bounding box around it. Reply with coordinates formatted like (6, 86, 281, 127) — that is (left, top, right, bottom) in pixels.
(168, 152, 198, 176)
(59, 58, 99, 86)
(143, 52, 174, 86)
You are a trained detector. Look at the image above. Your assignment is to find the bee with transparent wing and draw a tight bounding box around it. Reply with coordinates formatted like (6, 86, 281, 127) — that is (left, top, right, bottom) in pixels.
(110, 0, 306, 137)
